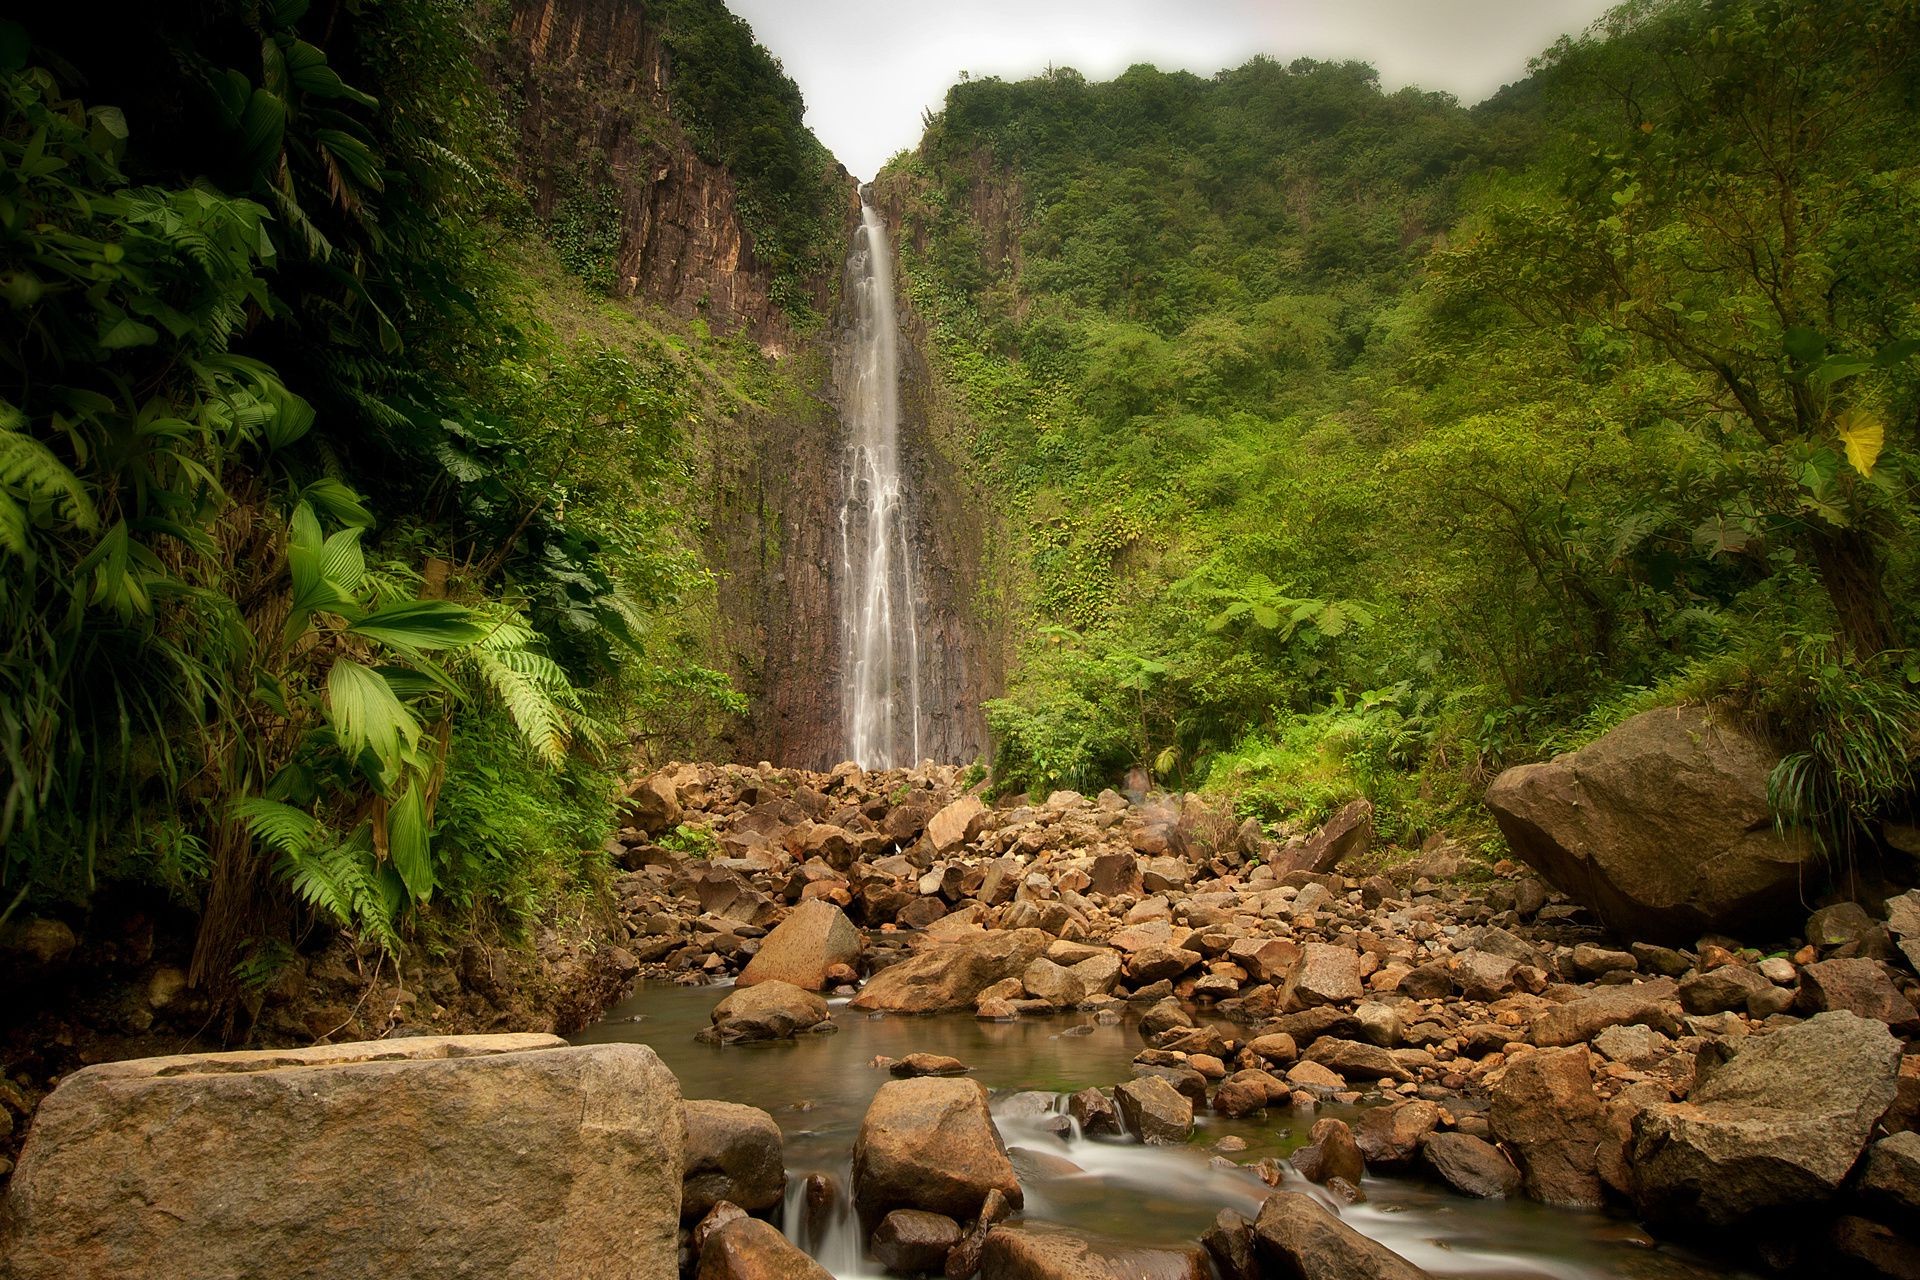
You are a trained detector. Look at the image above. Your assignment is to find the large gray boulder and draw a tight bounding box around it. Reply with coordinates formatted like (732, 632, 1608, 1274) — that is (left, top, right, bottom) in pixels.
(0, 1035, 683, 1280)
(852, 1078, 1023, 1228)
(850, 930, 1049, 1014)
(1628, 1011, 1903, 1226)
(735, 901, 862, 991)
(1483, 707, 1818, 941)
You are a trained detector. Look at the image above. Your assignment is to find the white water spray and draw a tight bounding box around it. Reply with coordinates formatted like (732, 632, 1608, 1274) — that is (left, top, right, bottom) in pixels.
(838, 202, 924, 769)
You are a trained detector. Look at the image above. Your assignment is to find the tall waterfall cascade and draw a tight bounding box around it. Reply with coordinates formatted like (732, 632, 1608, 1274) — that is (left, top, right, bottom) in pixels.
(837, 202, 924, 768)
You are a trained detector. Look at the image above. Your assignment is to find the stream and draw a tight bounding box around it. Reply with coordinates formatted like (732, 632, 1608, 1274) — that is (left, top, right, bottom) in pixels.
(575, 982, 1750, 1280)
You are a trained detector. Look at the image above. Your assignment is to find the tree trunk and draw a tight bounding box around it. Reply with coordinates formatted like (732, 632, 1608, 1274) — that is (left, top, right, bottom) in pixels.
(1808, 526, 1898, 661)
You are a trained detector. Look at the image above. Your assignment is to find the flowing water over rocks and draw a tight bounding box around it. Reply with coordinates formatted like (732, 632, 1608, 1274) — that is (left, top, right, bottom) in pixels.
(838, 203, 923, 769)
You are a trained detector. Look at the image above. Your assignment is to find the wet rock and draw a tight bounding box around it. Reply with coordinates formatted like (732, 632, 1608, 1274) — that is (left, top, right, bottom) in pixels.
(1490, 1045, 1607, 1207)
(1213, 1069, 1285, 1118)
(1290, 1117, 1366, 1185)
(1067, 1087, 1120, 1137)
(1252, 1191, 1432, 1280)
(979, 1225, 1210, 1280)
(1420, 1132, 1522, 1199)
(1528, 978, 1679, 1048)
(1200, 1208, 1258, 1280)
(737, 901, 863, 991)
(1114, 1075, 1194, 1145)
(872, 1210, 964, 1274)
(699, 1217, 833, 1280)
(684, 1100, 787, 1219)
(1484, 707, 1818, 941)
(1281, 943, 1363, 1010)
(703, 981, 830, 1043)
(1629, 1011, 1904, 1226)
(1, 1035, 681, 1280)
(1248, 1032, 1299, 1065)
(891, 1053, 969, 1078)
(1798, 958, 1920, 1029)
(853, 1078, 1023, 1227)
(1352, 1100, 1442, 1171)
(852, 930, 1051, 1015)
(1139, 998, 1193, 1038)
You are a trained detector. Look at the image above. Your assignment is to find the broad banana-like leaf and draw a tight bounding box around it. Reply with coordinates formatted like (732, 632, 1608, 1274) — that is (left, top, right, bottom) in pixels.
(325, 659, 421, 777)
(1837, 408, 1884, 477)
(387, 779, 433, 902)
(348, 600, 489, 651)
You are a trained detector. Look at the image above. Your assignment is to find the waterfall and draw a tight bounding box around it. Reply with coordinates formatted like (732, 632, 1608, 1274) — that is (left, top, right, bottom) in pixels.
(837, 202, 924, 769)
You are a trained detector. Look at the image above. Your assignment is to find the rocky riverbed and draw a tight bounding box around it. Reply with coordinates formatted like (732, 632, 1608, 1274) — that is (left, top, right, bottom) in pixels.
(3, 736, 1918, 1278)
(598, 753, 1920, 1279)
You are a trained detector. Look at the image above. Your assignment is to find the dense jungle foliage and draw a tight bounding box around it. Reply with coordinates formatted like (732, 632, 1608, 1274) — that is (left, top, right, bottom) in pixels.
(0, 0, 836, 1014)
(883, 0, 1920, 851)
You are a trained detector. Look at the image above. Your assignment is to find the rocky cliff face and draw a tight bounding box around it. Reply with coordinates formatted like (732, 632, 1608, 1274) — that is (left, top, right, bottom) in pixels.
(495, 0, 853, 342)
(493, 0, 997, 768)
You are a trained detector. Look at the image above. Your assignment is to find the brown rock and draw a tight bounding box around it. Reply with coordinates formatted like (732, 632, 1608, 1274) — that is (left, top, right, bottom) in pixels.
(979, 1225, 1210, 1280)
(699, 1218, 833, 1280)
(684, 1100, 786, 1219)
(853, 1078, 1022, 1227)
(1125, 945, 1202, 985)
(1290, 1118, 1366, 1186)
(1281, 943, 1363, 1010)
(1490, 1046, 1606, 1207)
(1114, 1075, 1194, 1145)
(737, 901, 863, 991)
(1352, 1101, 1443, 1172)
(1304, 1038, 1413, 1084)
(1252, 1191, 1432, 1280)
(1274, 800, 1374, 876)
(852, 930, 1050, 1015)
(1421, 1133, 1521, 1199)
(872, 1210, 964, 1274)
(1527, 979, 1679, 1048)
(1799, 957, 1920, 1030)
(1483, 707, 1818, 942)
(0, 1035, 680, 1280)
(927, 797, 990, 855)
(891, 1053, 969, 1078)
(704, 981, 830, 1043)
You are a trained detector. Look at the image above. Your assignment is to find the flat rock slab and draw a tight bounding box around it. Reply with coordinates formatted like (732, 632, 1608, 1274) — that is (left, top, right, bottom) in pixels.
(0, 1034, 684, 1280)
(980, 1224, 1210, 1280)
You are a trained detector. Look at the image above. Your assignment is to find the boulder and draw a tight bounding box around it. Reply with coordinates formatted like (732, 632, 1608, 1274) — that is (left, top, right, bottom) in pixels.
(1677, 965, 1774, 1015)
(1628, 1010, 1903, 1226)
(852, 1078, 1022, 1227)
(1090, 853, 1142, 898)
(1352, 1101, 1442, 1172)
(1022, 959, 1088, 1007)
(979, 1225, 1210, 1280)
(1420, 1133, 1521, 1199)
(1275, 800, 1374, 876)
(703, 981, 830, 1043)
(1489, 1046, 1606, 1207)
(736, 901, 863, 991)
(1281, 943, 1363, 1010)
(1114, 1075, 1194, 1146)
(871, 1210, 963, 1274)
(1289, 1118, 1366, 1186)
(927, 797, 990, 855)
(1483, 707, 1819, 941)
(1451, 950, 1519, 1002)
(1201, 1209, 1257, 1280)
(0, 1035, 681, 1280)
(626, 773, 683, 836)
(1124, 945, 1202, 985)
(1861, 1131, 1920, 1229)
(852, 930, 1050, 1015)
(1528, 979, 1679, 1048)
(1798, 958, 1920, 1030)
(698, 1218, 832, 1280)
(1305, 1038, 1413, 1084)
(890, 1053, 969, 1078)
(683, 1100, 786, 1220)
(1252, 1191, 1432, 1280)
(1067, 1088, 1121, 1137)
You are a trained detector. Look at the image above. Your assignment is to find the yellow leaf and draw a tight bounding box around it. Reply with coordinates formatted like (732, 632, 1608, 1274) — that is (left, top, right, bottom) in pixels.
(1838, 408, 1885, 477)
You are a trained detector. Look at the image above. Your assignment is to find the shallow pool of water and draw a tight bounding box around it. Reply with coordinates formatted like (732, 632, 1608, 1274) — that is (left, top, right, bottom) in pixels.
(575, 982, 1746, 1280)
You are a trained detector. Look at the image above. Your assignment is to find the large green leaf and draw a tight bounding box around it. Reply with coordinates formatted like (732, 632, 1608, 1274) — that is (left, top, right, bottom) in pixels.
(325, 659, 421, 777)
(387, 779, 432, 902)
(348, 600, 489, 651)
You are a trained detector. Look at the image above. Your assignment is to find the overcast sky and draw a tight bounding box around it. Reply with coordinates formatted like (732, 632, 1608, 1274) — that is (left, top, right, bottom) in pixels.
(725, 1, 1622, 179)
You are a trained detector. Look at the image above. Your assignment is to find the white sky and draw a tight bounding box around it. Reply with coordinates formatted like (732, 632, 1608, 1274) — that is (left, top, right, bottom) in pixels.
(725, 0, 1622, 180)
